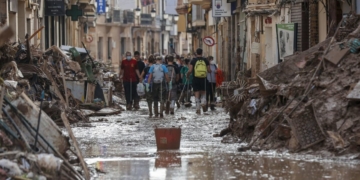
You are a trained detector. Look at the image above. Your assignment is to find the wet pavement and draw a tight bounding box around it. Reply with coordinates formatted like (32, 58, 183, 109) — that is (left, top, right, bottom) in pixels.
(71, 101, 360, 180)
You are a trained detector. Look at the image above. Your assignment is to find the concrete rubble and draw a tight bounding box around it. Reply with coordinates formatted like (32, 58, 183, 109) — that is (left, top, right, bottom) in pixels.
(221, 14, 360, 156)
(0, 25, 122, 179)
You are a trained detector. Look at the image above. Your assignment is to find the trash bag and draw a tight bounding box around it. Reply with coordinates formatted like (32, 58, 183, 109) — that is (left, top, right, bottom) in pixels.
(137, 83, 145, 96)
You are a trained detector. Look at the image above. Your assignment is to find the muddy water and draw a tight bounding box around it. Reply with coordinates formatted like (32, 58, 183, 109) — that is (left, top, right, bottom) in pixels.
(72, 101, 360, 179)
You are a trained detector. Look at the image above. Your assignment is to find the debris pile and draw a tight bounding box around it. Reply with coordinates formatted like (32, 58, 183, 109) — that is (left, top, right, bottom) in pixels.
(223, 14, 360, 155)
(0, 25, 121, 179)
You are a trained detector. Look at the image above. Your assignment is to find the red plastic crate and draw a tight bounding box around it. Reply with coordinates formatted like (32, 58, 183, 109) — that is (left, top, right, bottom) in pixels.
(154, 127, 181, 150)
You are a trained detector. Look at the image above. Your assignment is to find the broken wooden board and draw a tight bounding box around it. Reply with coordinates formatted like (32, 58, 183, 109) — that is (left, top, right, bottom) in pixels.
(85, 83, 96, 103)
(4, 93, 70, 154)
(347, 81, 360, 100)
(324, 45, 350, 65)
(61, 112, 90, 180)
(79, 108, 121, 117)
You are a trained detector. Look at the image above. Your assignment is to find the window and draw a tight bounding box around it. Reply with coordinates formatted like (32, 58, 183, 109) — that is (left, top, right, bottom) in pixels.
(26, 19, 31, 38)
(196, 5, 202, 20)
(137, 36, 141, 52)
(151, 38, 154, 54)
(121, 38, 126, 57)
(98, 37, 103, 61)
(108, 37, 112, 60)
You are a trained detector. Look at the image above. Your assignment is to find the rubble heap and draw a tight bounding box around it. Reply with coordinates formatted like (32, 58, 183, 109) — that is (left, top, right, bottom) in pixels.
(0, 25, 121, 179)
(224, 14, 360, 155)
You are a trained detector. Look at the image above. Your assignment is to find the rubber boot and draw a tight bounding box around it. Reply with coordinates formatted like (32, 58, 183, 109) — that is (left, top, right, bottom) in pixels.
(196, 98, 201, 115)
(154, 102, 159, 118)
(148, 102, 153, 118)
(126, 104, 131, 111)
(134, 99, 140, 110)
(203, 102, 208, 112)
(160, 102, 164, 118)
(210, 102, 216, 111)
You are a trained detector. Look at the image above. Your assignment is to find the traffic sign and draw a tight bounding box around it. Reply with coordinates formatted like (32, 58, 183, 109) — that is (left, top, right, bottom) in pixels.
(203, 36, 215, 46)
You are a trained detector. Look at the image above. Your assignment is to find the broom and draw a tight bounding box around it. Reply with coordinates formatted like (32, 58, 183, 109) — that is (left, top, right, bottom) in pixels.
(165, 68, 175, 114)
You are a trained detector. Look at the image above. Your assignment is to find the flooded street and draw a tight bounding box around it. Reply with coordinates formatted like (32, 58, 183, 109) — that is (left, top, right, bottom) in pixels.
(71, 102, 360, 179)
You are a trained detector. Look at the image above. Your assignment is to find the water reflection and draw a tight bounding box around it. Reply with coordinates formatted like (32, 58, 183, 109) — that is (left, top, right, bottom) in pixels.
(87, 151, 360, 180)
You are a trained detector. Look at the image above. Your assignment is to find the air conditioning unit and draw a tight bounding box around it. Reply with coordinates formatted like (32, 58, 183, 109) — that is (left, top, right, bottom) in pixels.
(112, 10, 123, 22)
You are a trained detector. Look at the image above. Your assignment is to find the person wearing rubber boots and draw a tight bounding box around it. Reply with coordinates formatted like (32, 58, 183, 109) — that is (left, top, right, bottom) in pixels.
(148, 56, 170, 118)
(186, 48, 210, 115)
(140, 55, 155, 117)
(180, 58, 193, 106)
(206, 56, 217, 111)
(166, 55, 180, 114)
(119, 51, 142, 111)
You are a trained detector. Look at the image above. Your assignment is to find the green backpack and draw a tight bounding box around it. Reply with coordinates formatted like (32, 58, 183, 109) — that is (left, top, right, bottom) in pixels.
(194, 59, 207, 78)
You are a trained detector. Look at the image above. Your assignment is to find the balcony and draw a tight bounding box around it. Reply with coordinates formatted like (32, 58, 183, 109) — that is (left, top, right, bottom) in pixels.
(188, 0, 211, 10)
(176, 0, 188, 15)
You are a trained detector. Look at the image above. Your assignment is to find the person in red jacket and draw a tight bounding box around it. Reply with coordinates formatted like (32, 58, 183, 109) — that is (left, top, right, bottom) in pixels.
(119, 51, 142, 110)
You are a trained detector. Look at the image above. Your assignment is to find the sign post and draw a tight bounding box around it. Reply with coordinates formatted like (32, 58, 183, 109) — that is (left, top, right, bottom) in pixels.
(45, 0, 65, 16)
(97, 0, 106, 14)
(203, 36, 215, 47)
(212, 0, 231, 17)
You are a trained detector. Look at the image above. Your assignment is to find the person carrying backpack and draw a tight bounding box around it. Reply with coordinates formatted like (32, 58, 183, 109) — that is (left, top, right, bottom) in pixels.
(205, 56, 217, 111)
(140, 55, 155, 117)
(166, 55, 180, 114)
(147, 56, 170, 118)
(186, 48, 210, 114)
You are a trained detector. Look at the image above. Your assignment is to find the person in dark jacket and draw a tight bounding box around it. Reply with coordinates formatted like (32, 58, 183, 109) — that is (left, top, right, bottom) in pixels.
(133, 51, 145, 110)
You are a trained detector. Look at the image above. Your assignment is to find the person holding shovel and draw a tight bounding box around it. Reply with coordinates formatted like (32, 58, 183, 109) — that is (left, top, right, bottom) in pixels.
(180, 58, 193, 106)
(165, 55, 180, 115)
(140, 55, 155, 117)
(205, 56, 217, 111)
(119, 51, 142, 111)
(147, 56, 170, 118)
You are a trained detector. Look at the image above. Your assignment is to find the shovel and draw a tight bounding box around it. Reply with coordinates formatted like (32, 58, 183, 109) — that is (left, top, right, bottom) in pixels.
(177, 79, 188, 106)
(165, 69, 175, 114)
(30, 90, 45, 152)
(184, 82, 192, 108)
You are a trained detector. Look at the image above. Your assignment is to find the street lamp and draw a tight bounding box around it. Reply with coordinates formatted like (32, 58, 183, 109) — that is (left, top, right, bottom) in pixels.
(168, 15, 173, 21)
(151, 8, 156, 18)
(135, 6, 141, 16)
(174, 15, 179, 22)
(163, 13, 168, 19)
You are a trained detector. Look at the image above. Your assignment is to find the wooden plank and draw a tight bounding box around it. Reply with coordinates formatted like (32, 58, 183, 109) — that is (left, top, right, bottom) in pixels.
(59, 61, 69, 107)
(4, 93, 70, 154)
(23, 26, 44, 43)
(0, 26, 14, 47)
(41, 63, 67, 107)
(85, 83, 95, 103)
(61, 112, 90, 180)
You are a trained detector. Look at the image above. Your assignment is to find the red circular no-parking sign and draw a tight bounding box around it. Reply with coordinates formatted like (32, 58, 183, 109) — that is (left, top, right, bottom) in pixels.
(203, 36, 215, 47)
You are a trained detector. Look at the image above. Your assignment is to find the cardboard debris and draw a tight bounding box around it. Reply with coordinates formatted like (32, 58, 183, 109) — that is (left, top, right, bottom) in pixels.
(347, 81, 360, 100)
(324, 45, 350, 65)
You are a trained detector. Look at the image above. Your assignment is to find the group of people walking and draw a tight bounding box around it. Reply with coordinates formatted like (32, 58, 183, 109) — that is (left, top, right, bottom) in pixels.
(119, 48, 219, 117)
